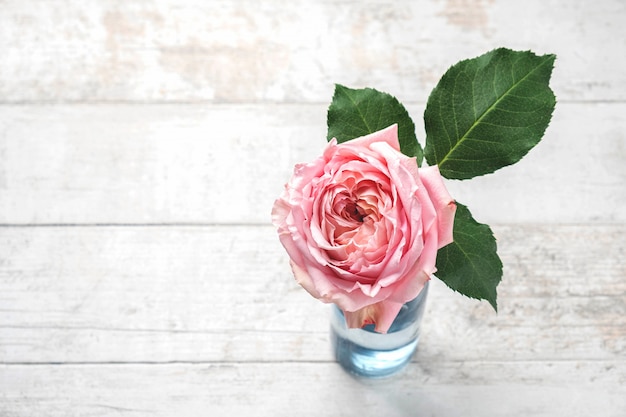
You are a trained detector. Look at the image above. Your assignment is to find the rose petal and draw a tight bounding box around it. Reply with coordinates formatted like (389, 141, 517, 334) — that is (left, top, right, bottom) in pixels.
(330, 124, 400, 153)
(343, 299, 405, 334)
(419, 165, 457, 248)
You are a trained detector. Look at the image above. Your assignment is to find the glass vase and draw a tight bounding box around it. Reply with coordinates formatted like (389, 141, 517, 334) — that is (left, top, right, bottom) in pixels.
(330, 281, 429, 378)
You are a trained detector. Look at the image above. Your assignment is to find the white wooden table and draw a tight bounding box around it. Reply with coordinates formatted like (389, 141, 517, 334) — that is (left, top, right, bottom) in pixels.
(1, 1, 624, 416)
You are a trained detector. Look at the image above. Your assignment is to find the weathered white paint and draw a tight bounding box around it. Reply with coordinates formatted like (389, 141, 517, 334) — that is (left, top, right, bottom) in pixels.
(0, 102, 624, 224)
(0, 0, 624, 415)
(1, 362, 624, 417)
(1, 225, 624, 362)
(0, 0, 624, 103)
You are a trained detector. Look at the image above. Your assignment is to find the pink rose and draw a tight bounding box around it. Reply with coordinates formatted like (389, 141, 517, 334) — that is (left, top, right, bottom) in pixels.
(272, 124, 456, 333)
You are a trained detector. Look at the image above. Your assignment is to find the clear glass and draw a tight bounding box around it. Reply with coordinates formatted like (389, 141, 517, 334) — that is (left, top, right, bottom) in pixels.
(330, 281, 429, 378)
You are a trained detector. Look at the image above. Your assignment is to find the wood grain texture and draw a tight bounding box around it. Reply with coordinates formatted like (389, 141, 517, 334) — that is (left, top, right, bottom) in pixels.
(1, 225, 623, 364)
(0, 0, 624, 103)
(1, 362, 624, 417)
(1, 102, 624, 225)
(1, 0, 624, 415)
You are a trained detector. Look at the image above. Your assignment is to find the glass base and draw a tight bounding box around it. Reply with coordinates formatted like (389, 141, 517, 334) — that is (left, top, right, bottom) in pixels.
(331, 329, 420, 378)
(329, 282, 429, 378)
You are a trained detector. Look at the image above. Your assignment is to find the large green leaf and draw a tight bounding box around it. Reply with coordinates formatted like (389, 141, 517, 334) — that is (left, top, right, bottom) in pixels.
(435, 203, 502, 310)
(327, 84, 423, 164)
(424, 48, 556, 179)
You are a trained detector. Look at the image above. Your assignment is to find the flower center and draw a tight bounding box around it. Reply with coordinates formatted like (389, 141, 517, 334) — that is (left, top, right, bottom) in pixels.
(342, 201, 366, 223)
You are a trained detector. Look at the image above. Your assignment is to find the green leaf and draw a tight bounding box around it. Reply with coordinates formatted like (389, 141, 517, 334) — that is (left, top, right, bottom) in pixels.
(424, 48, 556, 179)
(435, 202, 502, 310)
(327, 84, 423, 164)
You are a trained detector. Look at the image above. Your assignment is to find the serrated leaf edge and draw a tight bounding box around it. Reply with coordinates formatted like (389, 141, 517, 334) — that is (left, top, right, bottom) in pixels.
(436, 52, 555, 171)
(436, 202, 503, 311)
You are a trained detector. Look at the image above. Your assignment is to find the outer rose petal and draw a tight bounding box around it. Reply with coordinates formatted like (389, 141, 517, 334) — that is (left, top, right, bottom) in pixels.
(331, 124, 401, 152)
(419, 165, 457, 248)
(289, 260, 324, 300)
(344, 299, 405, 334)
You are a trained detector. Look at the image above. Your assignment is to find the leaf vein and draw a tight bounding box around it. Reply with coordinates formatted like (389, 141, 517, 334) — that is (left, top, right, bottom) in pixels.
(438, 55, 553, 169)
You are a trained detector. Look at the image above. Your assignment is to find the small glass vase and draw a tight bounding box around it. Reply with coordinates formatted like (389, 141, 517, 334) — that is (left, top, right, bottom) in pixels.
(330, 281, 429, 378)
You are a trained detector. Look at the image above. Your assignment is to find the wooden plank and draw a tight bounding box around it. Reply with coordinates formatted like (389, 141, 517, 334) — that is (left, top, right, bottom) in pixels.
(0, 103, 325, 224)
(1, 102, 624, 225)
(0, 0, 623, 103)
(1, 225, 623, 363)
(0, 362, 624, 417)
(1, 2, 622, 415)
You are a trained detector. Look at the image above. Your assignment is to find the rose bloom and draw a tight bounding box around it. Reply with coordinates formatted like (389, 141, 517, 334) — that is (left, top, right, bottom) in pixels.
(272, 124, 456, 333)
